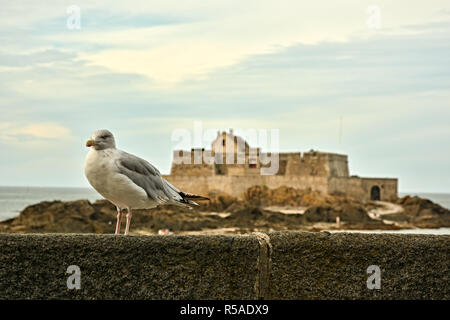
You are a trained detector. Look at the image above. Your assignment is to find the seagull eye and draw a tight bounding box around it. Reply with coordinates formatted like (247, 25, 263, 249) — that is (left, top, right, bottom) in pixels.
(100, 135, 109, 139)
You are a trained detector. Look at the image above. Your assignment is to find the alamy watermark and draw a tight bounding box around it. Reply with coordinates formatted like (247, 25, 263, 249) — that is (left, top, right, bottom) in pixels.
(67, 5, 81, 30)
(367, 265, 381, 290)
(171, 121, 280, 175)
(66, 265, 81, 290)
(366, 5, 381, 29)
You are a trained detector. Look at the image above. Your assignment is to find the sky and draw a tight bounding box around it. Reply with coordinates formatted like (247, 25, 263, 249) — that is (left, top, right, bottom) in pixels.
(0, 0, 449, 193)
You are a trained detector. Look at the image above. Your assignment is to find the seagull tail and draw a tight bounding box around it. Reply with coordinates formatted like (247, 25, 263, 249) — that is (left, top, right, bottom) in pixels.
(179, 192, 210, 206)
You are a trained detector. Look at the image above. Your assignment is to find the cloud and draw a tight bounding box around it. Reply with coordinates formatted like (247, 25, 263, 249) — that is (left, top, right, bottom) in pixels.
(15, 123, 70, 138)
(10, 0, 444, 85)
(0, 122, 72, 145)
(0, 49, 75, 67)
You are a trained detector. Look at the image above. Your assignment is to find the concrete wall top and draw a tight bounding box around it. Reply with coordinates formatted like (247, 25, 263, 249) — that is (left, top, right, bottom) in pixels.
(0, 232, 448, 300)
(0, 233, 261, 300)
(268, 231, 448, 299)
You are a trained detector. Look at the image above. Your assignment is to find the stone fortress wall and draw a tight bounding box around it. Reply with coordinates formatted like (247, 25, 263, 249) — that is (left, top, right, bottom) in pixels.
(165, 130, 398, 202)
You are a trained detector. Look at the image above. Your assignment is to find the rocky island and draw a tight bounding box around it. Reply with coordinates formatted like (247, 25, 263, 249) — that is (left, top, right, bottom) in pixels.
(1, 186, 448, 235)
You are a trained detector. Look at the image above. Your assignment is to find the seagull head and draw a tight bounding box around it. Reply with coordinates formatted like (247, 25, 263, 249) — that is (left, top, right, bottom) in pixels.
(86, 129, 116, 150)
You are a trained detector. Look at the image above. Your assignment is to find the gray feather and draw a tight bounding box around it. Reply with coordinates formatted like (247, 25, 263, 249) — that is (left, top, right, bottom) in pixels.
(116, 151, 184, 204)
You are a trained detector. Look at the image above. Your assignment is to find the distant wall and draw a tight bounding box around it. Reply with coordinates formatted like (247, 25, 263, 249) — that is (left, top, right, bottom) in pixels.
(328, 177, 398, 201)
(296, 152, 329, 177)
(167, 149, 397, 201)
(166, 175, 397, 201)
(1, 232, 448, 299)
(283, 153, 302, 176)
(164, 175, 329, 198)
(328, 177, 367, 199)
(170, 150, 214, 176)
(170, 150, 351, 179)
(360, 178, 398, 202)
(326, 153, 349, 177)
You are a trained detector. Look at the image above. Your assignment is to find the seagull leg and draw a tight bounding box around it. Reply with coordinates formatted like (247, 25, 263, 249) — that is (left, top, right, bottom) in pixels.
(115, 207, 123, 235)
(124, 208, 132, 235)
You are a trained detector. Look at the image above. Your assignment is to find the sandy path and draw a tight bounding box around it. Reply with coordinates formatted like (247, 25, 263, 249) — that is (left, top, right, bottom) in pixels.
(264, 206, 307, 214)
(367, 201, 404, 225)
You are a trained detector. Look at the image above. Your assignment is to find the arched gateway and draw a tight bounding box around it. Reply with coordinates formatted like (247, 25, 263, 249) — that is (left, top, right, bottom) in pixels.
(370, 185, 381, 201)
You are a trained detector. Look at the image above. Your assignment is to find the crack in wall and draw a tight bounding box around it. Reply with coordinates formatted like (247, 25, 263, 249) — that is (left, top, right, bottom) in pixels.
(252, 232, 272, 299)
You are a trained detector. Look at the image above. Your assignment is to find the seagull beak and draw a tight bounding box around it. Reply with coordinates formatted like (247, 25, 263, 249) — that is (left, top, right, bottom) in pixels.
(86, 139, 96, 147)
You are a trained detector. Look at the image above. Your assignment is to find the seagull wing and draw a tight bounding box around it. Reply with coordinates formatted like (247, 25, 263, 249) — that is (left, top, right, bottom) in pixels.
(115, 151, 188, 206)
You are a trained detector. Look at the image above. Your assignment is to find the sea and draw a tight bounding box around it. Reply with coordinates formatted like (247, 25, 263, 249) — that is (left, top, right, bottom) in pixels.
(0, 186, 102, 221)
(0, 186, 449, 235)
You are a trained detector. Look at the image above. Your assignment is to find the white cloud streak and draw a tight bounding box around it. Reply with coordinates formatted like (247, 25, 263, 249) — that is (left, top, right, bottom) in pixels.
(4, 0, 446, 84)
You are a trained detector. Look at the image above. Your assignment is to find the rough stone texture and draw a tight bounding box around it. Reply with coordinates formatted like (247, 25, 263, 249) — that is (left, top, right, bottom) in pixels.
(267, 231, 450, 300)
(0, 234, 260, 300)
(0, 232, 448, 300)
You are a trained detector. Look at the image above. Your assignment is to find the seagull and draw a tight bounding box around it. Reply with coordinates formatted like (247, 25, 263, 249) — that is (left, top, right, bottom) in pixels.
(84, 129, 209, 235)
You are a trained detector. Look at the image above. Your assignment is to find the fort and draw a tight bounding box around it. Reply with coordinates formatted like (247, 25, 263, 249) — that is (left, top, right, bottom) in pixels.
(164, 129, 398, 202)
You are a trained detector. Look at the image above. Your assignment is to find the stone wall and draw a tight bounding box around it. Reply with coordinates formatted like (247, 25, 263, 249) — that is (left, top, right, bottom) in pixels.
(328, 177, 398, 201)
(283, 153, 302, 176)
(0, 232, 448, 299)
(167, 148, 396, 201)
(360, 177, 398, 202)
(326, 153, 349, 177)
(164, 175, 329, 198)
(170, 150, 214, 176)
(0, 234, 261, 299)
(170, 150, 350, 179)
(165, 174, 398, 201)
(296, 151, 329, 176)
(267, 231, 449, 299)
(328, 176, 367, 199)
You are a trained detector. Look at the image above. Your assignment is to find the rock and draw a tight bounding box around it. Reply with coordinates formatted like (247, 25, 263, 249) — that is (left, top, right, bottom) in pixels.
(1, 188, 448, 234)
(302, 204, 372, 223)
(243, 185, 271, 206)
(202, 192, 237, 211)
(395, 196, 450, 227)
(243, 185, 360, 207)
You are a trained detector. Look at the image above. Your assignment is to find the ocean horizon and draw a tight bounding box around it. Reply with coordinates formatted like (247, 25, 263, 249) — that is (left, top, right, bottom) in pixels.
(0, 186, 102, 222)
